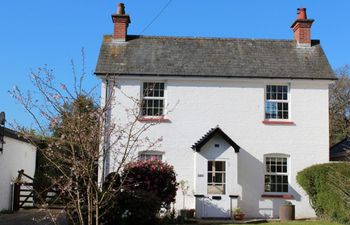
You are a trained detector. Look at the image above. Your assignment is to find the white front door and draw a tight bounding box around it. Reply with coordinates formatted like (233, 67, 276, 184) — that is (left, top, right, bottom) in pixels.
(203, 160, 230, 218)
(194, 134, 239, 218)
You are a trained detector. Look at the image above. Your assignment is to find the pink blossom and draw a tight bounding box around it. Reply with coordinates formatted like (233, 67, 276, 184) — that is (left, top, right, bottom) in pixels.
(60, 84, 67, 90)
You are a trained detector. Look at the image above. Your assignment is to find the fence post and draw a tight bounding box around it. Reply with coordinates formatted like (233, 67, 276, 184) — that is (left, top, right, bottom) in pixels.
(13, 182, 21, 211)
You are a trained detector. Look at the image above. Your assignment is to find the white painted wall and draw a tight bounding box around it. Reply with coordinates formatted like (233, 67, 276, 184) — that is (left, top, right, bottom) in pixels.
(0, 136, 36, 211)
(101, 76, 331, 219)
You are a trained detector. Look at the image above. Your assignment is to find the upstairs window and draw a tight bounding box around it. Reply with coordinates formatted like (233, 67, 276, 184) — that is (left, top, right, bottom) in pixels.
(142, 82, 165, 117)
(264, 155, 289, 193)
(207, 161, 226, 195)
(265, 85, 289, 120)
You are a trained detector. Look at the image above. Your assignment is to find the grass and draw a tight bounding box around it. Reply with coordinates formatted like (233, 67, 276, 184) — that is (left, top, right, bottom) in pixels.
(223, 221, 342, 225)
(266, 222, 341, 225)
(186, 221, 343, 225)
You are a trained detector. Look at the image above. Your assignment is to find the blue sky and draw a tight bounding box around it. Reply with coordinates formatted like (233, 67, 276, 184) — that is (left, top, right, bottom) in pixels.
(0, 0, 349, 128)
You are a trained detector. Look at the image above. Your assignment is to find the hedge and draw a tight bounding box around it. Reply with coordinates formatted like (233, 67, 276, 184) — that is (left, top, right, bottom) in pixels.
(297, 163, 350, 224)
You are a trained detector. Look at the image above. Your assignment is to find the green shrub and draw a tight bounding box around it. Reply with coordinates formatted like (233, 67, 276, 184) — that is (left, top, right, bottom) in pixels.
(101, 190, 161, 225)
(297, 163, 350, 224)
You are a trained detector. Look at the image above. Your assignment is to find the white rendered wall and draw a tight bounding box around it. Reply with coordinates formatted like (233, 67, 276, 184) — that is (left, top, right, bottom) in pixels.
(0, 137, 36, 210)
(102, 76, 330, 219)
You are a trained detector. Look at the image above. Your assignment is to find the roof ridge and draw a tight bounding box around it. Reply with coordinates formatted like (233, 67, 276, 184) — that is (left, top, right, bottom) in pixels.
(104, 34, 301, 42)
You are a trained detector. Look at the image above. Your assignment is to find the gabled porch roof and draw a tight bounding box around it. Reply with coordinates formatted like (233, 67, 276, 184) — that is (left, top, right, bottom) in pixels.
(191, 126, 240, 152)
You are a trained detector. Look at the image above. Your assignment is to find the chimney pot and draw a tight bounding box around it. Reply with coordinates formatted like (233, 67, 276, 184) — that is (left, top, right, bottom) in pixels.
(118, 3, 125, 15)
(297, 8, 307, 20)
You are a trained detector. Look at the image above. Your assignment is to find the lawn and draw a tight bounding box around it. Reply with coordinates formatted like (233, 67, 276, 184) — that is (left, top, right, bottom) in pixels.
(266, 222, 341, 225)
(189, 221, 342, 225)
(222, 221, 342, 225)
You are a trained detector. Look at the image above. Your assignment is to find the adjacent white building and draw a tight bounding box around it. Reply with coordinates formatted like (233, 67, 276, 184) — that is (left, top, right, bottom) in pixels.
(95, 5, 335, 219)
(0, 128, 37, 211)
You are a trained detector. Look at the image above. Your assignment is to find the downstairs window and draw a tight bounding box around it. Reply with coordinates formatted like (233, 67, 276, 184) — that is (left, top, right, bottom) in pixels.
(264, 155, 289, 193)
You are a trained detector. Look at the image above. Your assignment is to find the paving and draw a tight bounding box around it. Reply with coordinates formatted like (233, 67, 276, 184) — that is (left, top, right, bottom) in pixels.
(0, 209, 67, 225)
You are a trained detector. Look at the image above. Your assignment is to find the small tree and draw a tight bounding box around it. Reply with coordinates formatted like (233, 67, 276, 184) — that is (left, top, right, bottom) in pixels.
(179, 180, 189, 209)
(329, 65, 350, 146)
(10, 52, 163, 225)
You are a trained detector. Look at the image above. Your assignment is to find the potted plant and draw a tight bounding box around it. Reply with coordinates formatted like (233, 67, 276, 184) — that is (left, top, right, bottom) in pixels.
(233, 207, 245, 220)
(186, 209, 195, 219)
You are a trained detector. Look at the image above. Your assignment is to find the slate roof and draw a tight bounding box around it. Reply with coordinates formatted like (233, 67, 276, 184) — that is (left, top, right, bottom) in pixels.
(95, 35, 335, 80)
(192, 127, 240, 152)
(330, 137, 350, 161)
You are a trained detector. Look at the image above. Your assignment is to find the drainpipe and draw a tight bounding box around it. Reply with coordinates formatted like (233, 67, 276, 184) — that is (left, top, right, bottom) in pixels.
(101, 78, 111, 183)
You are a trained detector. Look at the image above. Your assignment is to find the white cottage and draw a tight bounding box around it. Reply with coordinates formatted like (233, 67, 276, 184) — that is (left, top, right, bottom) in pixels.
(95, 4, 335, 219)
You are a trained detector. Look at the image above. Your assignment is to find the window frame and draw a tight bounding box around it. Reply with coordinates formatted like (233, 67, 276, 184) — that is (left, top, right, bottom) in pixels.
(264, 154, 290, 194)
(207, 160, 226, 195)
(140, 81, 167, 118)
(138, 150, 164, 161)
(264, 84, 290, 121)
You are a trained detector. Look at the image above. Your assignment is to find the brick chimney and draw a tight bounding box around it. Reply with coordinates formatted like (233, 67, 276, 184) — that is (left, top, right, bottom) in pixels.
(291, 8, 314, 47)
(111, 3, 131, 42)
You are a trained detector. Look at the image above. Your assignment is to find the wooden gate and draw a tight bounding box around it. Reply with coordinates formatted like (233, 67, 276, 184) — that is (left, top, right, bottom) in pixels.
(13, 170, 63, 211)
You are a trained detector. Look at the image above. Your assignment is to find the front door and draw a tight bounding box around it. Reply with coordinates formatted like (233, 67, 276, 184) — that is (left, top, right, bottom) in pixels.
(203, 160, 230, 218)
(194, 132, 239, 219)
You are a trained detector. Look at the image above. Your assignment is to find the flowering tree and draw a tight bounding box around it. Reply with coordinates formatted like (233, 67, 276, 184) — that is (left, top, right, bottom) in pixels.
(9, 53, 163, 225)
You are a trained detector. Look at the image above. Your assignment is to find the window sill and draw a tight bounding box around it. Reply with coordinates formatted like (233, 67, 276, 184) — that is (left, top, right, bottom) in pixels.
(261, 194, 294, 199)
(194, 194, 205, 198)
(229, 195, 239, 199)
(138, 117, 171, 123)
(262, 120, 295, 125)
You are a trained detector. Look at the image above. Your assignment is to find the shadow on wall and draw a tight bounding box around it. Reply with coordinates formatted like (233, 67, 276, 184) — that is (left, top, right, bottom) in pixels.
(237, 148, 301, 218)
(202, 197, 230, 218)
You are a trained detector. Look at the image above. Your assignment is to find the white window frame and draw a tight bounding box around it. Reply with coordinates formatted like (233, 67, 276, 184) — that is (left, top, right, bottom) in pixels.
(138, 150, 164, 161)
(264, 84, 290, 121)
(207, 160, 226, 195)
(264, 154, 290, 194)
(141, 81, 166, 118)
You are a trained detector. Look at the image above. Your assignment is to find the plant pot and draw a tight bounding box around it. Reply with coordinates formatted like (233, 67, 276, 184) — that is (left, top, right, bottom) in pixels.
(233, 213, 245, 220)
(180, 209, 187, 218)
(186, 209, 195, 218)
(279, 204, 295, 221)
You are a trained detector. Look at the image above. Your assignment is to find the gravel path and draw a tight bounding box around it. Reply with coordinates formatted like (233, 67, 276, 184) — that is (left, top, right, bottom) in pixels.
(0, 209, 67, 225)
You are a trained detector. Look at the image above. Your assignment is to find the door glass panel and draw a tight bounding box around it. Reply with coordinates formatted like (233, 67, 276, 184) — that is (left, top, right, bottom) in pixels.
(207, 160, 226, 194)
